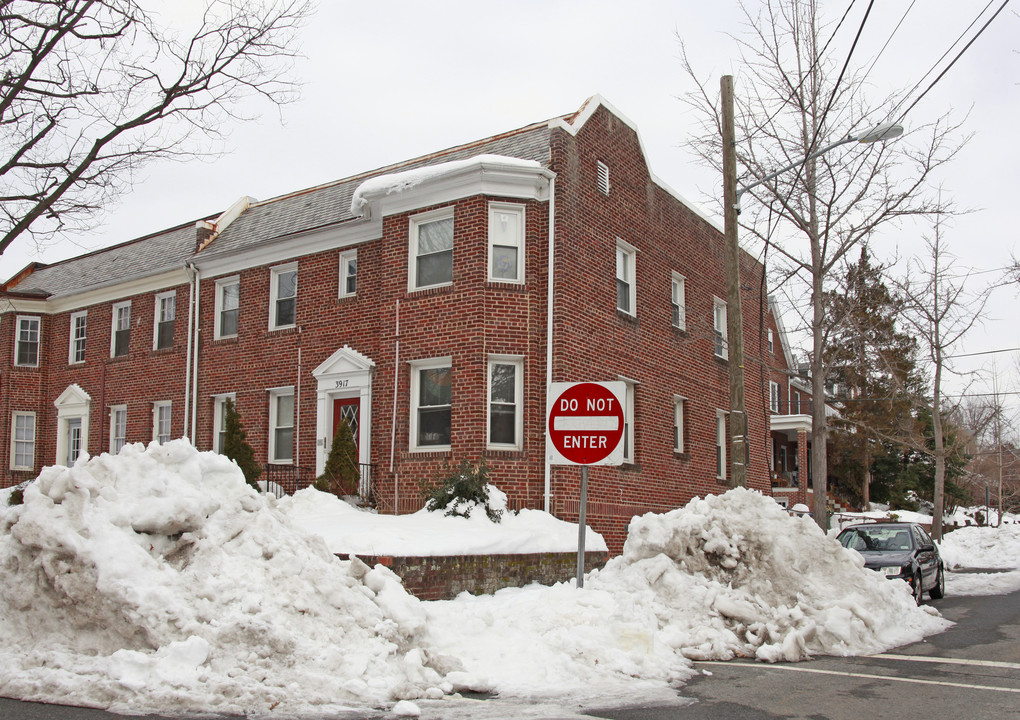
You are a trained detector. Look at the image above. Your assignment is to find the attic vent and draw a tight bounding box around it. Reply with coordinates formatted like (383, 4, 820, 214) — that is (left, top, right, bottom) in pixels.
(597, 161, 610, 195)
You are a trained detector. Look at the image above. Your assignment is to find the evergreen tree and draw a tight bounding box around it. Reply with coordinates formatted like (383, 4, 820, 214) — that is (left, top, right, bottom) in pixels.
(824, 248, 922, 506)
(221, 398, 262, 490)
(315, 419, 359, 497)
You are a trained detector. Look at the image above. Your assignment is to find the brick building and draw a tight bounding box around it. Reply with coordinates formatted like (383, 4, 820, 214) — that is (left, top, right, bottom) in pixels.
(1, 96, 789, 553)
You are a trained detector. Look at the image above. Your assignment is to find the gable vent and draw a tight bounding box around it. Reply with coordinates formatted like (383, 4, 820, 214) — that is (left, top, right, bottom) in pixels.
(597, 161, 610, 195)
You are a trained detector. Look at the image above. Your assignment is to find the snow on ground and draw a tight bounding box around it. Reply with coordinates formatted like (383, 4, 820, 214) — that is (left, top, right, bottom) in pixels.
(938, 523, 1020, 596)
(1, 441, 1012, 718)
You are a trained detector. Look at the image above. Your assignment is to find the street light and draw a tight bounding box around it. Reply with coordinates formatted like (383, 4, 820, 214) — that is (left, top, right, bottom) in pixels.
(720, 74, 902, 489)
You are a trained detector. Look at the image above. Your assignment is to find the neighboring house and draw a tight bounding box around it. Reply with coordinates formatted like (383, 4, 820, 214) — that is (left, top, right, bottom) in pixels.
(0, 96, 779, 553)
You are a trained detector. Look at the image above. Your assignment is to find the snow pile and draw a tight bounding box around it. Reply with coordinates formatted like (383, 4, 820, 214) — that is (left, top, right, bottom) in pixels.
(423, 488, 950, 702)
(0, 441, 455, 716)
(278, 483, 607, 556)
(938, 523, 1020, 596)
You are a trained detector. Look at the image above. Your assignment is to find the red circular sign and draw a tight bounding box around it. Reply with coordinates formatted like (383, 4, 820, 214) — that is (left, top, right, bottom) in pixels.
(548, 383, 625, 465)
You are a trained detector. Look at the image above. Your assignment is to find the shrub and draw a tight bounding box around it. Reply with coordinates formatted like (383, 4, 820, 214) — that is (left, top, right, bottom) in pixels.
(315, 419, 359, 497)
(421, 459, 503, 523)
(221, 398, 262, 490)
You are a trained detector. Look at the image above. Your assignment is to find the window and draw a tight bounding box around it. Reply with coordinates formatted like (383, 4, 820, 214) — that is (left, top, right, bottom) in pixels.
(215, 276, 240, 339)
(673, 396, 686, 454)
(713, 297, 728, 359)
(616, 240, 636, 315)
(488, 203, 525, 283)
(110, 406, 127, 454)
(621, 379, 636, 463)
(270, 264, 297, 330)
(153, 402, 172, 444)
(11, 412, 35, 470)
(410, 358, 451, 450)
(768, 328, 774, 354)
(792, 391, 801, 414)
(339, 250, 358, 298)
(716, 410, 727, 480)
(597, 160, 610, 195)
(15, 316, 40, 367)
(268, 388, 294, 462)
(487, 356, 523, 449)
(671, 273, 686, 330)
(212, 394, 235, 454)
(69, 311, 87, 364)
(410, 208, 454, 290)
(154, 292, 176, 350)
(769, 381, 780, 413)
(111, 302, 131, 358)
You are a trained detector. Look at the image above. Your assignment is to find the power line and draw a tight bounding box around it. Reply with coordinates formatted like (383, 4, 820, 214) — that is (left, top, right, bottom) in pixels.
(948, 347, 1020, 359)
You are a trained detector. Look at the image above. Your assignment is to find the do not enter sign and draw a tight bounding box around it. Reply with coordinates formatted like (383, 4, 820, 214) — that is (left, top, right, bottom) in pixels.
(547, 382, 626, 466)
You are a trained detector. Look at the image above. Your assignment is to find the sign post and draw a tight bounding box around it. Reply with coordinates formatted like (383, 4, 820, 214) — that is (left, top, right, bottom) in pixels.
(547, 381, 626, 587)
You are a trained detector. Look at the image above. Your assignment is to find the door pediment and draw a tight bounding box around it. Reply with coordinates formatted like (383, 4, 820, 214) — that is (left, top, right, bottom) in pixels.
(313, 345, 375, 380)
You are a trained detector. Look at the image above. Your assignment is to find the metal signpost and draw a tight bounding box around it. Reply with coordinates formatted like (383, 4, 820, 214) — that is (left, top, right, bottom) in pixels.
(547, 381, 626, 587)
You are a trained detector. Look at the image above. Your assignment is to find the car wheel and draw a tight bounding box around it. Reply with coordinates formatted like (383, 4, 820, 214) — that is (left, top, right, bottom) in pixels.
(913, 573, 923, 605)
(929, 565, 945, 599)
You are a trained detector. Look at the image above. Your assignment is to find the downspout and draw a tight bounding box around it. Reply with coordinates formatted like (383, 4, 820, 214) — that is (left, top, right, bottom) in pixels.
(390, 299, 401, 514)
(544, 176, 556, 513)
(184, 262, 196, 440)
(190, 264, 201, 442)
(296, 326, 302, 467)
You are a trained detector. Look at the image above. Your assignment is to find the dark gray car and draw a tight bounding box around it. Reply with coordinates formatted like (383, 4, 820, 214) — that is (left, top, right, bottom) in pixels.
(836, 521, 945, 604)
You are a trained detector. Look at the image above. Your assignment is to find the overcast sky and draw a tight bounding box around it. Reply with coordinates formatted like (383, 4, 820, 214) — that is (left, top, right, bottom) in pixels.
(2, 1, 1017, 426)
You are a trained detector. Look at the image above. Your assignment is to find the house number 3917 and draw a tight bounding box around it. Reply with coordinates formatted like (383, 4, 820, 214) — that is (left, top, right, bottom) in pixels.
(334, 379, 349, 388)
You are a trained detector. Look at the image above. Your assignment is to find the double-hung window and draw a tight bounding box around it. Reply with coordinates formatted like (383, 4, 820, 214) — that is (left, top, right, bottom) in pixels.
(212, 394, 236, 454)
(410, 208, 454, 290)
(410, 359, 451, 450)
(69, 311, 87, 364)
(616, 240, 636, 315)
(11, 412, 36, 470)
(339, 250, 358, 298)
(487, 356, 523, 449)
(15, 316, 40, 367)
(716, 410, 727, 480)
(671, 273, 686, 330)
(154, 292, 175, 350)
(270, 264, 297, 330)
(111, 302, 131, 358)
(268, 388, 294, 463)
(792, 391, 801, 414)
(153, 402, 172, 444)
(713, 297, 728, 359)
(767, 328, 775, 354)
(673, 396, 686, 454)
(621, 378, 636, 463)
(110, 406, 127, 454)
(488, 203, 525, 283)
(215, 276, 240, 339)
(770, 381, 780, 413)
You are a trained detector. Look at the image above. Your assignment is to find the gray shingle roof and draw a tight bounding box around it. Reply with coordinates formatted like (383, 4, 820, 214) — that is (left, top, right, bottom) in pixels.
(4, 118, 555, 297)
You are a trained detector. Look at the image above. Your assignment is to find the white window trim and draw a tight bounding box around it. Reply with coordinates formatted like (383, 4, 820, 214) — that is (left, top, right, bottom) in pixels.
(619, 376, 637, 464)
(713, 297, 728, 359)
(69, 311, 87, 365)
(153, 291, 176, 350)
(212, 393, 236, 454)
(616, 239, 637, 316)
(767, 328, 774, 354)
(488, 202, 525, 284)
(716, 409, 728, 481)
(110, 301, 131, 358)
(14, 315, 40, 368)
(10, 411, 36, 470)
(409, 357, 452, 452)
(486, 355, 524, 450)
(338, 249, 358, 298)
(269, 262, 298, 331)
(671, 272, 686, 331)
(214, 275, 240, 340)
(109, 405, 127, 454)
(673, 395, 686, 454)
(268, 386, 295, 464)
(408, 206, 455, 292)
(152, 401, 172, 444)
(769, 381, 780, 413)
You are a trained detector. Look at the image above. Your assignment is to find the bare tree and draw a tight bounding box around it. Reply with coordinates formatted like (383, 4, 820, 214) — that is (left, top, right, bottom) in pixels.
(894, 216, 991, 540)
(0, 0, 311, 256)
(679, 0, 966, 529)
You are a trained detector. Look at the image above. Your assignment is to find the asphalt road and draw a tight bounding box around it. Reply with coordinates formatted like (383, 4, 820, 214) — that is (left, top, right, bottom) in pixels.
(1, 587, 1017, 720)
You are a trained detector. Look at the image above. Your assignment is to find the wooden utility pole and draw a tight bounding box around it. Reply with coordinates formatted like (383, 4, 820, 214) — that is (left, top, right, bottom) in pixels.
(721, 75, 747, 487)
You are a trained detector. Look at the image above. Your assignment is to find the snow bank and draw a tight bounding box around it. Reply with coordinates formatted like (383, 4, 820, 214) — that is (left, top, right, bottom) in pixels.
(278, 484, 607, 556)
(0, 441, 455, 716)
(938, 523, 1020, 596)
(424, 488, 950, 702)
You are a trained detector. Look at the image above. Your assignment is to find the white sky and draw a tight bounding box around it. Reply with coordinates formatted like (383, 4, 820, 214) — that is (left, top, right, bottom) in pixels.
(2, 1, 1018, 422)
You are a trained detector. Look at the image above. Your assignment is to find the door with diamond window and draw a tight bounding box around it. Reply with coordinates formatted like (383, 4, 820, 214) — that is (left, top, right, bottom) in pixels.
(332, 398, 360, 454)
